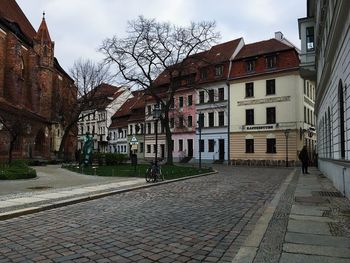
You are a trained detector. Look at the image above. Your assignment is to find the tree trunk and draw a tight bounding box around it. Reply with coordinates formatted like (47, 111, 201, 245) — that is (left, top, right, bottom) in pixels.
(163, 111, 173, 165)
(8, 135, 16, 164)
(58, 121, 77, 159)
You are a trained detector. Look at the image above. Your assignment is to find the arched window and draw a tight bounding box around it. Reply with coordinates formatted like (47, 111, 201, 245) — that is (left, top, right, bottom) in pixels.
(328, 107, 332, 158)
(339, 80, 345, 158)
(20, 57, 25, 78)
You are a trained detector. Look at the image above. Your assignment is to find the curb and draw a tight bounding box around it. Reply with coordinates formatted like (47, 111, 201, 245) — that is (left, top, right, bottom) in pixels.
(0, 170, 217, 221)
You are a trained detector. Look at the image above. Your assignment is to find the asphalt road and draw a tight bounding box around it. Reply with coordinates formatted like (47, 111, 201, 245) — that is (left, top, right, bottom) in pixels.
(0, 166, 291, 263)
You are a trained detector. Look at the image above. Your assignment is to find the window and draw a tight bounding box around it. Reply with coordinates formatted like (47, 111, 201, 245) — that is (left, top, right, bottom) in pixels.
(200, 68, 208, 80)
(129, 125, 133, 135)
(199, 91, 205, 103)
(266, 56, 277, 69)
(245, 83, 254, 97)
(246, 139, 254, 153)
(179, 96, 184, 108)
(147, 105, 152, 115)
(188, 95, 193, 106)
(215, 65, 223, 77)
(147, 145, 151, 153)
(198, 113, 204, 128)
(246, 109, 254, 125)
(20, 57, 25, 78)
(170, 118, 175, 128)
(208, 112, 214, 127)
(147, 123, 151, 134)
(178, 116, 184, 128)
(266, 107, 276, 124)
(208, 139, 215, 152)
(140, 142, 144, 153)
(179, 139, 183, 151)
(304, 107, 306, 122)
(246, 60, 255, 72)
(171, 97, 175, 108)
(339, 80, 345, 158)
(208, 90, 215, 102)
(218, 111, 225, 126)
(306, 27, 314, 51)
(218, 88, 224, 101)
(266, 79, 275, 95)
(266, 139, 276, 153)
(140, 124, 144, 134)
(199, 139, 204, 152)
(188, 115, 192, 127)
(81, 125, 84, 135)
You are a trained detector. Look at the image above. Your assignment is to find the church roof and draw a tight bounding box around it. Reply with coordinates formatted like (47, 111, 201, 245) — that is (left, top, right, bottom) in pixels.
(35, 16, 52, 43)
(0, 0, 36, 39)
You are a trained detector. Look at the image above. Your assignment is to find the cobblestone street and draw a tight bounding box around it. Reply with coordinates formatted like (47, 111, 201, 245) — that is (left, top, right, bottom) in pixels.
(0, 167, 290, 263)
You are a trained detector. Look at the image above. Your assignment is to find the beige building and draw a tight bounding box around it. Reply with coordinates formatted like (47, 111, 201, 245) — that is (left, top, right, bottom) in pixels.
(228, 34, 316, 166)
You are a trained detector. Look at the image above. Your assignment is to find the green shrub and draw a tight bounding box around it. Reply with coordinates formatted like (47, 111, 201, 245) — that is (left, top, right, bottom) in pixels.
(0, 164, 37, 180)
(93, 152, 105, 166)
(104, 153, 128, 165)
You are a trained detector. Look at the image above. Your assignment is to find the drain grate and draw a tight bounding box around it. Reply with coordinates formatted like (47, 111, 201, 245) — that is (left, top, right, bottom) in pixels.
(317, 191, 344, 198)
(27, 186, 52, 191)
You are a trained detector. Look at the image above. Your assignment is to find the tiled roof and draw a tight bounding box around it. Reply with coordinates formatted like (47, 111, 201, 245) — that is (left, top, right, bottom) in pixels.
(235, 39, 292, 60)
(0, 0, 36, 39)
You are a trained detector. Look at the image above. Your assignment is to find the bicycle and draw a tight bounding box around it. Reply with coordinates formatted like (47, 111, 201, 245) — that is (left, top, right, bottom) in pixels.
(145, 161, 164, 183)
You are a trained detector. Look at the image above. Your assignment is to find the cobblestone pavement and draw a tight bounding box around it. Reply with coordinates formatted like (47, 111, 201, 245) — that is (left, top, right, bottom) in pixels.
(0, 166, 291, 262)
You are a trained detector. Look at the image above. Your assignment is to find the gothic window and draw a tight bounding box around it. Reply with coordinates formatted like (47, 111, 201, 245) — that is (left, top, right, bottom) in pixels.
(339, 80, 345, 158)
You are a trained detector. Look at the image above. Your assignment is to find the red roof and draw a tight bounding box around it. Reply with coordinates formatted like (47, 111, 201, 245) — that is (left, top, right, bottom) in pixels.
(235, 39, 292, 60)
(0, 0, 36, 39)
(35, 17, 51, 43)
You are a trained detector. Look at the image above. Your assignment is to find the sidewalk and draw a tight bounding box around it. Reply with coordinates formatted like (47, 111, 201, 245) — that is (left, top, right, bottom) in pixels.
(233, 167, 350, 263)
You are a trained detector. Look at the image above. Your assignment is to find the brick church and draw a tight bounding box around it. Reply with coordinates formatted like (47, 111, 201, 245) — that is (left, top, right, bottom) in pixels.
(0, 0, 77, 161)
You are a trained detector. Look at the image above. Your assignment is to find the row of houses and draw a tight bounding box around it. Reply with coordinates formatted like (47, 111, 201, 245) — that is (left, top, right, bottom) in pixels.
(78, 31, 316, 165)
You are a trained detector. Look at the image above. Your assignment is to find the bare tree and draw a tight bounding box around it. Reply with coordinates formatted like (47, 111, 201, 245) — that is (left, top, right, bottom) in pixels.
(100, 16, 219, 164)
(57, 58, 112, 157)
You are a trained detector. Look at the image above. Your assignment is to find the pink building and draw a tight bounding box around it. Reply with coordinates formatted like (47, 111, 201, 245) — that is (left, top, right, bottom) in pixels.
(169, 87, 196, 162)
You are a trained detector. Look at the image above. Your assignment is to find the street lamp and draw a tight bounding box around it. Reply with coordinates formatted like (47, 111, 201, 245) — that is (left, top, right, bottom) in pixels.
(284, 129, 291, 167)
(153, 103, 161, 166)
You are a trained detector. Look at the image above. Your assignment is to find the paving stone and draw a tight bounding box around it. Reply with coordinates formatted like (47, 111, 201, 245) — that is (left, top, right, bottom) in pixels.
(280, 252, 350, 263)
(287, 219, 331, 235)
(283, 243, 350, 258)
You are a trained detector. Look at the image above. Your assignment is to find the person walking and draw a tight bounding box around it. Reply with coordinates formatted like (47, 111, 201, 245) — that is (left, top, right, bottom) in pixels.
(298, 146, 309, 174)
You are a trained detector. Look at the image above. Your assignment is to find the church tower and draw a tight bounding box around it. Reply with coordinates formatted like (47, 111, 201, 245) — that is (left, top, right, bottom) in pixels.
(33, 12, 54, 119)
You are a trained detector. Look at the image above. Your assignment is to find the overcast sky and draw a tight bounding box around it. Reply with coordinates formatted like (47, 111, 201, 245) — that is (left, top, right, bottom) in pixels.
(17, 0, 306, 72)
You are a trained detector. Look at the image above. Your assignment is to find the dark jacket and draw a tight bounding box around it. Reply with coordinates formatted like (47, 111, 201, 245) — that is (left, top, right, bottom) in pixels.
(298, 148, 309, 163)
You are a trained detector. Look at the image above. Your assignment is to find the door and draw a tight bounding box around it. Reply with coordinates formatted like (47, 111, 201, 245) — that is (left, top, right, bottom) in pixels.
(161, 144, 165, 159)
(187, 139, 193, 157)
(219, 139, 225, 160)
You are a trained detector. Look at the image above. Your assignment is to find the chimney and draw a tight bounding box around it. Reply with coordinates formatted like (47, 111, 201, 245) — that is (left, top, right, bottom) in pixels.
(275, 31, 283, 40)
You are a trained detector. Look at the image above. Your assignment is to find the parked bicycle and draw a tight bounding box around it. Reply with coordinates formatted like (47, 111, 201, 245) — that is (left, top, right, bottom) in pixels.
(145, 161, 164, 183)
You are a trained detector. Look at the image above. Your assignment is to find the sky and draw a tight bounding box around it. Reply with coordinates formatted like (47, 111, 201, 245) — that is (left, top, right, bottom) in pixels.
(17, 0, 306, 73)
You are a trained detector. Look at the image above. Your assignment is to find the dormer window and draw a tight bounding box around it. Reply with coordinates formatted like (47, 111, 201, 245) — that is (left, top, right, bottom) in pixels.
(215, 65, 223, 77)
(306, 27, 315, 51)
(246, 60, 255, 72)
(266, 55, 277, 69)
(200, 68, 208, 80)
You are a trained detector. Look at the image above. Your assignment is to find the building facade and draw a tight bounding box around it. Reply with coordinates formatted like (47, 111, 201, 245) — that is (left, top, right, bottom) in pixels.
(229, 35, 316, 166)
(0, 0, 76, 161)
(77, 84, 131, 153)
(301, 0, 350, 197)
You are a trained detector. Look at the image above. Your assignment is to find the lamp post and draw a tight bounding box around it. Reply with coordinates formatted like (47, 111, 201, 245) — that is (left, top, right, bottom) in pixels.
(284, 129, 291, 167)
(153, 103, 161, 166)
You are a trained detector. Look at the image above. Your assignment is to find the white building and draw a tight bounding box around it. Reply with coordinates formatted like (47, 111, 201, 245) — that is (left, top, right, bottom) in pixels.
(77, 84, 131, 153)
(301, 0, 350, 197)
(229, 34, 316, 166)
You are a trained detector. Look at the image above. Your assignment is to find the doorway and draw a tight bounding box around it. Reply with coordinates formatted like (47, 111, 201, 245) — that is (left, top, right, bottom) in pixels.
(219, 139, 225, 160)
(187, 139, 193, 157)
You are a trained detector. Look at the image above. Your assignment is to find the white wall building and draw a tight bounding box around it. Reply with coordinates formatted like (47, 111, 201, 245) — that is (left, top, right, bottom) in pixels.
(301, 0, 350, 197)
